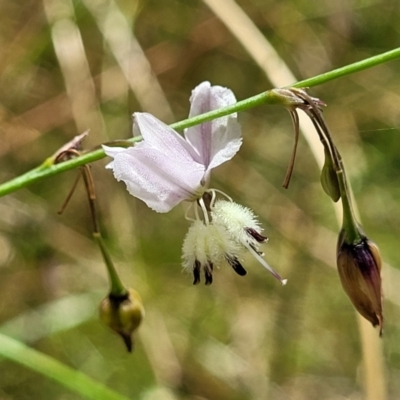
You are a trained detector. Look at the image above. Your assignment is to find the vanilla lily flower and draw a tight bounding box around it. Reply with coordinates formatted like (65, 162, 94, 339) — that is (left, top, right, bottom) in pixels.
(103, 81, 242, 212)
(104, 81, 286, 285)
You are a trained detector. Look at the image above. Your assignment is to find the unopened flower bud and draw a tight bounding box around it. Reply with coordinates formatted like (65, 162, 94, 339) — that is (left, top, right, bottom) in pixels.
(320, 147, 340, 202)
(336, 229, 383, 335)
(99, 288, 145, 352)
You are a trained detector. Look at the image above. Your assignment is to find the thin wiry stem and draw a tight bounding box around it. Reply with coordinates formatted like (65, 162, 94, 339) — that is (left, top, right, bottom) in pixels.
(282, 110, 300, 189)
(79, 165, 126, 296)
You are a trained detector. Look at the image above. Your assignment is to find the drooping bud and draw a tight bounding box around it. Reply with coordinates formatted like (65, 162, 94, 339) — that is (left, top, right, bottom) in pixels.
(99, 288, 145, 352)
(336, 229, 383, 335)
(320, 146, 340, 202)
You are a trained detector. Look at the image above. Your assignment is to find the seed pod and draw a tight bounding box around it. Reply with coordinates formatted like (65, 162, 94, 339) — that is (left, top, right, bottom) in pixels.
(99, 288, 145, 352)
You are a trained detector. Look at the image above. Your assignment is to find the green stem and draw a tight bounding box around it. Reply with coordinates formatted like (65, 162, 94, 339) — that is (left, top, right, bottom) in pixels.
(0, 333, 130, 400)
(292, 46, 400, 89)
(93, 233, 127, 296)
(1, 46, 400, 198)
(336, 169, 362, 243)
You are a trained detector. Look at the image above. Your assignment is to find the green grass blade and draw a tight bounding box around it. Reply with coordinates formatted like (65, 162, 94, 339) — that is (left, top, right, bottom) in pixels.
(0, 333, 130, 400)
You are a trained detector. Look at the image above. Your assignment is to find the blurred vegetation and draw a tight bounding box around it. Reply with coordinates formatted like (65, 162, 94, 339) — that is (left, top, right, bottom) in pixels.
(1, 0, 400, 399)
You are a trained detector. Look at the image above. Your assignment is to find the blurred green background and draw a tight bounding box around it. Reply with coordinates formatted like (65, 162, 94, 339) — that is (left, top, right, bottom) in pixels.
(1, 0, 400, 399)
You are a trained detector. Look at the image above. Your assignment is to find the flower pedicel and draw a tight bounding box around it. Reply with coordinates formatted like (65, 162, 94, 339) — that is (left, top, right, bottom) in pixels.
(104, 81, 286, 285)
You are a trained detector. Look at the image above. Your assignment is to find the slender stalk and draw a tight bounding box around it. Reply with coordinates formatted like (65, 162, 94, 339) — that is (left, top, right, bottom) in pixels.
(1, 46, 400, 199)
(80, 165, 127, 296)
(336, 170, 362, 243)
(282, 110, 300, 189)
(94, 233, 127, 296)
(0, 333, 129, 400)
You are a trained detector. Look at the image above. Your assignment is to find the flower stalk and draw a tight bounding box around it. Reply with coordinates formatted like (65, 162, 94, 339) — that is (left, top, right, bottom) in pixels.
(336, 169, 362, 243)
(93, 233, 126, 296)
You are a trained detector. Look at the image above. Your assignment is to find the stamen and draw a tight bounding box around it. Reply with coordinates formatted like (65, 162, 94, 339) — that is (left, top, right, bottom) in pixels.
(185, 203, 197, 222)
(194, 203, 200, 221)
(209, 189, 217, 209)
(243, 242, 287, 286)
(193, 260, 201, 285)
(226, 255, 247, 276)
(246, 228, 268, 243)
(198, 197, 210, 225)
(204, 263, 213, 285)
(207, 188, 233, 206)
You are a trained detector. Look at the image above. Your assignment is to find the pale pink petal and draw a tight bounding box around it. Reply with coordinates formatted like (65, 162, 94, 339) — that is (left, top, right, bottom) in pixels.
(184, 82, 242, 171)
(107, 146, 205, 213)
(134, 112, 198, 161)
(103, 145, 129, 169)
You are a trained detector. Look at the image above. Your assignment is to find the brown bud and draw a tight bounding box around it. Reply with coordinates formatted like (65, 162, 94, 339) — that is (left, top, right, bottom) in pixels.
(336, 230, 383, 335)
(99, 288, 145, 352)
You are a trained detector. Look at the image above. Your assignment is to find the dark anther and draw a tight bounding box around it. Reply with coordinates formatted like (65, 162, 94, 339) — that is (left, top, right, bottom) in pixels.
(193, 260, 201, 285)
(198, 191, 213, 211)
(227, 256, 247, 276)
(246, 228, 267, 243)
(204, 263, 213, 285)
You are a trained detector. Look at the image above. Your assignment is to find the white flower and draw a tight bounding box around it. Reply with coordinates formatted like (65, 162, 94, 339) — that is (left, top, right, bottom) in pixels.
(103, 81, 286, 286)
(103, 81, 242, 213)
